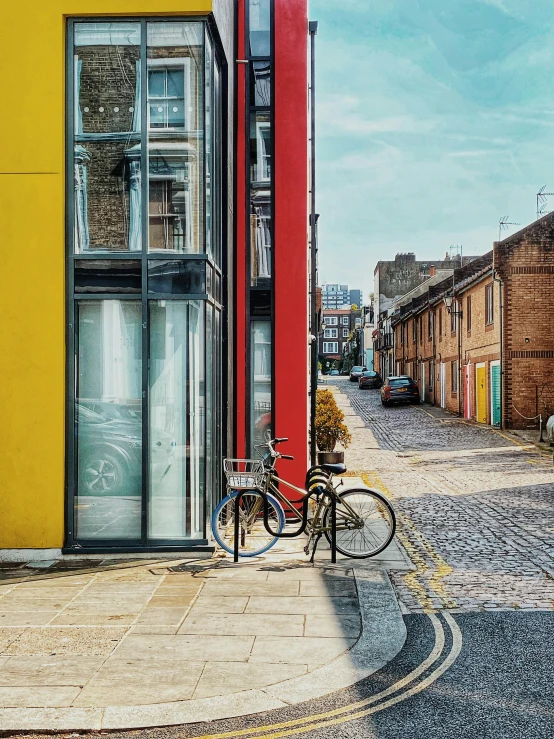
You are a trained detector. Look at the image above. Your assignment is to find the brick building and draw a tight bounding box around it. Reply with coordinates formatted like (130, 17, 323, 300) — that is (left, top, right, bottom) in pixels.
(387, 213, 554, 428)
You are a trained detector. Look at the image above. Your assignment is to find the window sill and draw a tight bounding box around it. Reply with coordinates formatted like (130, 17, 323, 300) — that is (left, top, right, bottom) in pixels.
(485, 323, 494, 332)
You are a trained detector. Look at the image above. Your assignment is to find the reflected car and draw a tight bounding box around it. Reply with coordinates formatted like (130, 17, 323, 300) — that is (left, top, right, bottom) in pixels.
(358, 371, 383, 389)
(76, 404, 175, 495)
(255, 411, 272, 444)
(381, 376, 420, 406)
(349, 365, 367, 381)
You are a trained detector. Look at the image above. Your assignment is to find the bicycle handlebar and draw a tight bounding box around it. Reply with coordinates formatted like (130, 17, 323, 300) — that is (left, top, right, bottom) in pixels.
(281, 454, 294, 460)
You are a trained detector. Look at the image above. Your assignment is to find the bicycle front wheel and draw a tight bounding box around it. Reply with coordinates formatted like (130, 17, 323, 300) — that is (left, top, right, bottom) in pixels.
(323, 488, 396, 558)
(212, 490, 285, 557)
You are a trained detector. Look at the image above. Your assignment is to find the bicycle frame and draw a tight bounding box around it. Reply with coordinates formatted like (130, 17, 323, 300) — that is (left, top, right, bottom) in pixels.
(241, 465, 364, 537)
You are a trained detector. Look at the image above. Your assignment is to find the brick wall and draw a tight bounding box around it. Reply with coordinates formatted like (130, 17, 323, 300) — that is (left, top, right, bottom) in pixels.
(496, 218, 554, 428)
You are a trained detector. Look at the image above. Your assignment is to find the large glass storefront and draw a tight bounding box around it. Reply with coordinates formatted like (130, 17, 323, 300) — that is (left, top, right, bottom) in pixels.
(67, 19, 223, 547)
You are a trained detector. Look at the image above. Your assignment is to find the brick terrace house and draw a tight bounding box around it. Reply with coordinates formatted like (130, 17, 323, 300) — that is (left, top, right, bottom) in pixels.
(388, 212, 554, 428)
(319, 309, 351, 366)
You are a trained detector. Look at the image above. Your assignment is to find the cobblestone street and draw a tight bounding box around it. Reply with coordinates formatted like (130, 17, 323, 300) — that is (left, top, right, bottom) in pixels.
(329, 379, 554, 614)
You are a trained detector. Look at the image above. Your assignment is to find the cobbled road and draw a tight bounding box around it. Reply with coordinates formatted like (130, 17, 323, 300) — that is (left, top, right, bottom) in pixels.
(330, 379, 554, 614)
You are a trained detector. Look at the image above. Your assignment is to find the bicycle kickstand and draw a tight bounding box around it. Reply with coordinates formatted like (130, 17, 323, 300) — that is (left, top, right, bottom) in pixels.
(309, 533, 322, 565)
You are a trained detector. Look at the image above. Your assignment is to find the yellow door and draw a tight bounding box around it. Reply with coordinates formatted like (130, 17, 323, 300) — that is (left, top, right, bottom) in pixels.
(476, 365, 487, 423)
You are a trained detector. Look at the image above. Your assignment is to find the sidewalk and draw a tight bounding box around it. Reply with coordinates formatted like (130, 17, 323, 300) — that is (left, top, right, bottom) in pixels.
(0, 536, 408, 732)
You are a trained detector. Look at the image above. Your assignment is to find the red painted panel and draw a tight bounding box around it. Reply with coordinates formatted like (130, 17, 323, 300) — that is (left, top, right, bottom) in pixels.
(235, 0, 247, 458)
(274, 0, 309, 492)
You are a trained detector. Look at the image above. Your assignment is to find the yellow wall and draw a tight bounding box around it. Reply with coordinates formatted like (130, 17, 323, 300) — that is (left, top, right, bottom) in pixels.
(0, 1, 212, 549)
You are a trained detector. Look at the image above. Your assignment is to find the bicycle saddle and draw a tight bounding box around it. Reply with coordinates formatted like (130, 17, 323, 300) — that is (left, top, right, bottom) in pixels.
(319, 463, 347, 475)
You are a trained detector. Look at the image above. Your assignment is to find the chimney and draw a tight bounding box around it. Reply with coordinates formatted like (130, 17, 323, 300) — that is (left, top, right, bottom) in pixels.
(430, 265, 436, 277)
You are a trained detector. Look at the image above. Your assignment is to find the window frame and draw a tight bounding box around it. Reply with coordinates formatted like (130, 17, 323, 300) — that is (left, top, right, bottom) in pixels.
(466, 294, 472, 333)
(324, 328, 338, 339)
(485, 284, 494, 325)
(66, 17, 224, 550)
(326, 316, 338, 326)
(147, 57, 191, 132)
(323, 341, 339, 354)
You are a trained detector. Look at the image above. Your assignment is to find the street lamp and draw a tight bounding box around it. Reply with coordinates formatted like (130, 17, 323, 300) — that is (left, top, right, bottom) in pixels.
(443, 295, 462, 317)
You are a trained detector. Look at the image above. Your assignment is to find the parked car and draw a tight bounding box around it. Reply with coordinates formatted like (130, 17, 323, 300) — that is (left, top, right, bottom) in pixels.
(329, 369, 340, 376)
(349, 365, 367, 382)
(76, 404, 175, 495)
(381, 376, 420, 406)
(359, 370, 383, 389)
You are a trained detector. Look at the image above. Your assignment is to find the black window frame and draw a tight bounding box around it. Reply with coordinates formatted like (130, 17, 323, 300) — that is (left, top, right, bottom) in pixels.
(65, 16, 225, 552)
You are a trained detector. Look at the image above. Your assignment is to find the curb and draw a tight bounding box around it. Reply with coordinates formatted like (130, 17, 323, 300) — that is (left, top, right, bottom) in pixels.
(0, 569, 406, 732)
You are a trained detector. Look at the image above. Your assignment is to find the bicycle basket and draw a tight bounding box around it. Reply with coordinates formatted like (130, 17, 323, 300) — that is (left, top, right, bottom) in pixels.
(224, 459, 265, 489)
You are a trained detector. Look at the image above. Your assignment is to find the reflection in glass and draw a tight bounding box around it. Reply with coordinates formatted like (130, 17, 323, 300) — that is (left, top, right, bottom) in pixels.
(74, 23, 141, 253)
(149, 301, 205, 539)
(148, 259, 205, 294)
(147, 22, 204, 253)
(250, 61, 271, 106)
(250, 189, 271, 285)
(250, 321, 272, 454)
(75, 300, 142, 540)
(214, 61, 222, 266)
(205, 34, 214, 258)
(250, 112, 271, 183)
(249, 0, 271, 56)
(75, 260, 142, 293)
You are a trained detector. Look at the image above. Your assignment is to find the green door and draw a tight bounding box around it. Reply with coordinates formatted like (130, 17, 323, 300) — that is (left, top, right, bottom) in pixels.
(491, 363, 501, 426)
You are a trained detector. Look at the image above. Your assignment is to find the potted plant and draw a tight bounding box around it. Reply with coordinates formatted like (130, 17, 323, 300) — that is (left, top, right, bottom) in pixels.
(315, 389, 351, 464)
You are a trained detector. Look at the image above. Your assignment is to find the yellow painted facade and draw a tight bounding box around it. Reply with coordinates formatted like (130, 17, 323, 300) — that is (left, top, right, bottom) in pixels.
(0, 1, 212, 549)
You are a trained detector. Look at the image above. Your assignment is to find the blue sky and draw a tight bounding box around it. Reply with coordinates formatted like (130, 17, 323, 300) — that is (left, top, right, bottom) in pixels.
(312, 0, 554, 301)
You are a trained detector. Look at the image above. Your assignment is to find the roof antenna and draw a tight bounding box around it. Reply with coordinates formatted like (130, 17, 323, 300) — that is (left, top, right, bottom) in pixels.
(498, 216, 520, 241)
(536, 186, 554, 219)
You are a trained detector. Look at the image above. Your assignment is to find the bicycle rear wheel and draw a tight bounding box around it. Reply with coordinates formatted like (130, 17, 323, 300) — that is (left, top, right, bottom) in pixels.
(323, 488, 396, 558)
(212, 490, 285, 557)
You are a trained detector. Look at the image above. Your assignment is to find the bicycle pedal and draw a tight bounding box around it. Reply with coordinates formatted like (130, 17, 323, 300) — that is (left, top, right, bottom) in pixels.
(303, 545, 310, 555)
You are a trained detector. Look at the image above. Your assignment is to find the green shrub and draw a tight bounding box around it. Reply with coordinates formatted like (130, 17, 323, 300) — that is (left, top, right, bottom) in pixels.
(315, 389, 352, 451)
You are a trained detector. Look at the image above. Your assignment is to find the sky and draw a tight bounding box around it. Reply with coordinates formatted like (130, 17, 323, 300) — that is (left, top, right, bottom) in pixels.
(311, 0, 554, 303)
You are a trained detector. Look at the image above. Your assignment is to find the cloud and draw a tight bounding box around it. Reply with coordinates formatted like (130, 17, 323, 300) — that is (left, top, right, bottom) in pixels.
(317, 95, 439, 137)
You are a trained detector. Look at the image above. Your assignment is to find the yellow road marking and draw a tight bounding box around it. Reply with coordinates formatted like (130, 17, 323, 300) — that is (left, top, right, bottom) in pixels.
(356, 471, 457, 611)
(189, 615, 455, 739)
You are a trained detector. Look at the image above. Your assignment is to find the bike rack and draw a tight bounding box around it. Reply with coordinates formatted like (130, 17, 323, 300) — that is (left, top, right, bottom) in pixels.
(233, 486, 337, 564)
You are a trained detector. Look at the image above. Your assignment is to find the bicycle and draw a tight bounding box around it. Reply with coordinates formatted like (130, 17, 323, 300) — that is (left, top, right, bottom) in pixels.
(211, 437, 396, 559)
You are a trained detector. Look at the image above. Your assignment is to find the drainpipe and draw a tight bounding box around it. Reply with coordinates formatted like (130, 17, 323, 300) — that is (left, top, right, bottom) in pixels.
(309, 20, 318, 465)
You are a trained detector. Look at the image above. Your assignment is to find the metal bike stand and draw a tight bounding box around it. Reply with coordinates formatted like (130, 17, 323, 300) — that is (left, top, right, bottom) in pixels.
(233, 488, 338, 564)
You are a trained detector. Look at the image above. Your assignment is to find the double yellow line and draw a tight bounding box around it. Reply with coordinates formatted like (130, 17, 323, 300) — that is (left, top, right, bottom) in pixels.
(188, 614, 462, 739)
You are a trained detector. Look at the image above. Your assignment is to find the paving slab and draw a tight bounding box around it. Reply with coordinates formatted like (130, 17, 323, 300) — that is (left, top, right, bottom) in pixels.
(0, 549, 406, 730)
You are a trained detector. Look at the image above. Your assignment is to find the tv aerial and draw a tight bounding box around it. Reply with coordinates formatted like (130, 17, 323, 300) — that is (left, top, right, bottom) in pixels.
(498, 216, 520, 241)
(536, 185, 554, 218)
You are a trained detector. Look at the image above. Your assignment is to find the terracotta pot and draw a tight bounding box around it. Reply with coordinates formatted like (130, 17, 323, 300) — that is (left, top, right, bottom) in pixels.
(317, 451, 345, 465)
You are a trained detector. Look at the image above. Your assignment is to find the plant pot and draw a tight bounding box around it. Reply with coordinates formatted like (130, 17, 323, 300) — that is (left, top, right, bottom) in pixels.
(317, 451, 345, 465)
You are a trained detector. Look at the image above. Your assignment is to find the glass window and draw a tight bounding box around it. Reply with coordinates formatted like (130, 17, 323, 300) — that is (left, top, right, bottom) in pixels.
(249, 0, 271, 56)
(148, 260, 206, 294)
(485, 284, 494, 325)
(75, 300, 142, 540)
(148, 22, 204, 253)
(73, 22, 141, 253)
(149, 300, 204, 539)
(74, 260, 142, 293)
(250, 112, 271, 182)
(205, 34, 214, 258)
(251, 321, 271, 454)
(250, 61, 271, 106)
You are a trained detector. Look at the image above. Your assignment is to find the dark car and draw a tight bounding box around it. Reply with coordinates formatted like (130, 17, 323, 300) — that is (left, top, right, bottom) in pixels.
(358, 370, 383, 389)
(349, 365, 367, 382)
(76, 404, 175, 495)
(381, 376, 420, 406)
